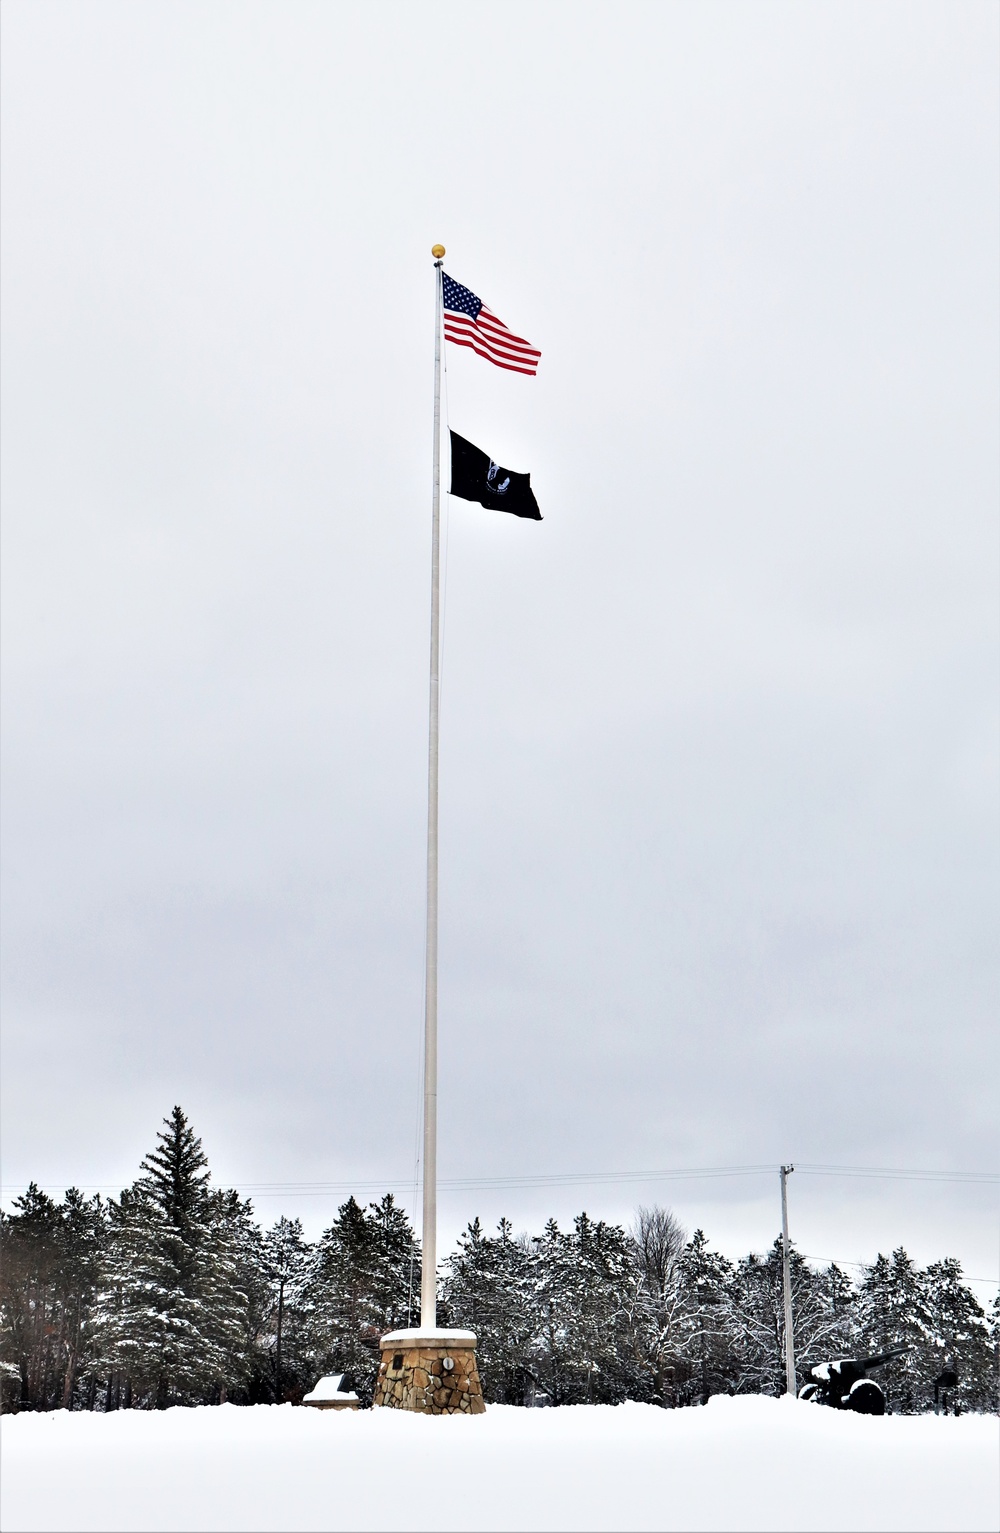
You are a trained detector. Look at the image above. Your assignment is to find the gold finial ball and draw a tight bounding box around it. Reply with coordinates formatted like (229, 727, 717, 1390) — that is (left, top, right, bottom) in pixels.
(431, 243, 446, 259)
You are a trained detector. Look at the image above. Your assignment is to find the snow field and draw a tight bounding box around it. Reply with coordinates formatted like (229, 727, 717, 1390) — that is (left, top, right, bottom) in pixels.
(2, 1396, 996, 1533)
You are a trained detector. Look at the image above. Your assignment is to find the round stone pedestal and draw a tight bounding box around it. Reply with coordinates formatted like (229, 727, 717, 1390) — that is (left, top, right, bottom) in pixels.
(373, 1328, 485, 1415)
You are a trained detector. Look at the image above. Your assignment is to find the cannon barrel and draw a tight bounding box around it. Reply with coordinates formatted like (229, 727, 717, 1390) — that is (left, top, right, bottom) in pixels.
(855, 1347, 909, 1372)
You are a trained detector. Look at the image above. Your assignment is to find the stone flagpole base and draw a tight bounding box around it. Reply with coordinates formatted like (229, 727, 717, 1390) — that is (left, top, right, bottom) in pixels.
(373, 1329, 485, 1415)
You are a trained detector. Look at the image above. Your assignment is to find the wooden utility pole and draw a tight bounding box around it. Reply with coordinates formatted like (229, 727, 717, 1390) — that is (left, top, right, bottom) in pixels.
(779, 1164, 796, 1396)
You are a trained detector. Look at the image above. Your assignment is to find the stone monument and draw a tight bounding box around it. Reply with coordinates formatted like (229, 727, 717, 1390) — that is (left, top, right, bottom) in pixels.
(374, 1328, 485, 1415)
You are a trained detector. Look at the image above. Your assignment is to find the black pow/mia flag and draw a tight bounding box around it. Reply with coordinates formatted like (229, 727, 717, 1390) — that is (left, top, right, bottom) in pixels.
(449, 431, 541, 521)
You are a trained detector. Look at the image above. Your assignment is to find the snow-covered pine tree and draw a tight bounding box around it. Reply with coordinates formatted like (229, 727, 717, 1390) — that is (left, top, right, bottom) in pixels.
(366, 1194, 421, 1330)
(90, 1108, 252, 1408)
(223, 1210, 271, 1403)
(856, 1249, 935, 1413)
(920, 1258, 996, 1413)
(442, 1218, 536, 1402)
(305, 1194, 419, 1405)
(53, 1189, 106, 1409)
(0, 1185, 63, 1410)
(788, 1250, 859, 1380)
(256, 1217, 314, 1403)
(89, 1183, 166, 1408)
(195, 1188, 256, 1401)
(0, 1185, 106, 1411)
(527, 1219, 575, 1405)
(727, 1238, 854, 1396)
(673, 1229, 738, 1405)
(530, 1214, 643, 1405)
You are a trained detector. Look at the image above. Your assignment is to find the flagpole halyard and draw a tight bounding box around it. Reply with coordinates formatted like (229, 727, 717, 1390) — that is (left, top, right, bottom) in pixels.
(421, 245, 445, 1330)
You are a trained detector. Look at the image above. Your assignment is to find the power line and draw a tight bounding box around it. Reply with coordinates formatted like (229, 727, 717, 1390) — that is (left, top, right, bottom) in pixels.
(5, 1164, 996, 1286)
(3, 1161, 997, 1198)
(4, 1179, 995, 1286)
(800, 1254, 998, 1290)
(795, 1164, 999, 1186)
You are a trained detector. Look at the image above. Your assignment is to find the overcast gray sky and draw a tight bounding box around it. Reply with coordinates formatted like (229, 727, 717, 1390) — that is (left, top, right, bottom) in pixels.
(2, 1, 998, 1291)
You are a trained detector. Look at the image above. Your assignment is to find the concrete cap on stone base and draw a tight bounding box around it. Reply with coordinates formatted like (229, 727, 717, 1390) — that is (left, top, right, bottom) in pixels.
(380, 1328, 477, 1348)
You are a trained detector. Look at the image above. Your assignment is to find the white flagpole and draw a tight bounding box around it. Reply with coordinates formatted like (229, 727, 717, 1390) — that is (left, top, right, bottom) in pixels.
(421, 245, 446, 1329)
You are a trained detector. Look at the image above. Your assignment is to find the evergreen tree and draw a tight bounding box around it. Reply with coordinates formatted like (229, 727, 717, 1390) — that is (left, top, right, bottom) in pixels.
(90, 1108, 251, 1408)
(0, 1185, 63, 1410)
(7, 1114, 996, 1419)
(53, 1189, 107, 1408)
(442, 1218, 536, 1402)
(223, 1209, 271, 1403)
(256, 1217, 314, 1403)
(140, 1107, 211, 1245)
(920, 1258, 996, 1413)
(530, 1214, 643, 1405)
(195, 1188, 257, 1401)
(0, 1185, 106, 1411)
(857, 1249, 935, 1412)
(673, 1230, 738, 1405)
(305, 1195, 419, 1404)
(728, 1238, 853, 1396)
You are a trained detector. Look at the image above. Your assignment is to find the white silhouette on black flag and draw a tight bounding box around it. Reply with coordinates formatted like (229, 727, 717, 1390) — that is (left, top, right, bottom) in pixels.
(449, 431, 541, 521)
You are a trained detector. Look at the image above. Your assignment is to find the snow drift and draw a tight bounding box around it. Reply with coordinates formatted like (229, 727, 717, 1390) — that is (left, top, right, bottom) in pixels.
(2, 1395, 996, 1533)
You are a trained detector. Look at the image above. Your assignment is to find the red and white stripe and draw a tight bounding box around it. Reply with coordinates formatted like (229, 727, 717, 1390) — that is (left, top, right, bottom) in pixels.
(443, 304, 541, 376)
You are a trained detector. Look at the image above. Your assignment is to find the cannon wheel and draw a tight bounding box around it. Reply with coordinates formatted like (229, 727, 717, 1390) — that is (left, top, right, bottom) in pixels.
(847, 1379, 886, 1415)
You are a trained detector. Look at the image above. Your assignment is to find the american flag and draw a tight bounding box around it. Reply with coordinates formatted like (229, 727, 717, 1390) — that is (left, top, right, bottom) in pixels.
(442, 273, 541, 376)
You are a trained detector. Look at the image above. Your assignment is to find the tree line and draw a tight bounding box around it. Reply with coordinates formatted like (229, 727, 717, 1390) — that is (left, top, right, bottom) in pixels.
(2, 1108, 996, 1414)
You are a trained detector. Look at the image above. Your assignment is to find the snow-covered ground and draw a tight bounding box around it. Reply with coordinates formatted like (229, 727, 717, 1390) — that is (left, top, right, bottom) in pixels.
(2, 1397, 996, 1533)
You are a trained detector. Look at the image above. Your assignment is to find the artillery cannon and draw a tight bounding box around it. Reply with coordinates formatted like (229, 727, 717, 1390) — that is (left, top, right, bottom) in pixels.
(798, 1348, 908, 1415)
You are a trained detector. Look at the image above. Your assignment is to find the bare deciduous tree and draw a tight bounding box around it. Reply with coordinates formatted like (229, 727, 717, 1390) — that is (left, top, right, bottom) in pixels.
(629, 1205, 688, 1403)
(631, 1206, 687, 1300)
